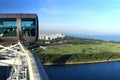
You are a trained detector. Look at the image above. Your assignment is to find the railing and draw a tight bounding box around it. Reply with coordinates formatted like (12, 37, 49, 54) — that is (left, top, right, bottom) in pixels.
(26, 50, 49, 80)
(32, 53, 49, 80)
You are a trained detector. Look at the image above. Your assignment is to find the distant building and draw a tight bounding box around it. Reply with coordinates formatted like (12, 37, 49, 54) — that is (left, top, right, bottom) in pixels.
(39, 34, 65, 40)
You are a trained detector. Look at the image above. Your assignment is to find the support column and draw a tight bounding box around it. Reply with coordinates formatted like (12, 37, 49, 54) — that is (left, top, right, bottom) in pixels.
(17, 17, 21, 41)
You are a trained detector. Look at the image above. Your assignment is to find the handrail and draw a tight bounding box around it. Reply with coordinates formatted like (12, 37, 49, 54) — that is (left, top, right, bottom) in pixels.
(27, 50, 49, 80)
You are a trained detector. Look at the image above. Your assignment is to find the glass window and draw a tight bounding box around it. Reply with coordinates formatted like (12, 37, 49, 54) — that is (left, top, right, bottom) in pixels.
(3, 21, 16, 27)
(21, 18, 36, 37)
(0, 18, 17, 37)
(22, 21, 34, 26)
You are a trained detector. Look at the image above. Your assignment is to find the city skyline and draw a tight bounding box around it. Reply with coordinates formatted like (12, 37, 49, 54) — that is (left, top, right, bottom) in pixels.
(0, 0, 120, 35)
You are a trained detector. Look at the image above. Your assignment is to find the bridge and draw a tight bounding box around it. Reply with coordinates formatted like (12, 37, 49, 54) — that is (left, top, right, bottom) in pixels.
(0, 41, 49, 80)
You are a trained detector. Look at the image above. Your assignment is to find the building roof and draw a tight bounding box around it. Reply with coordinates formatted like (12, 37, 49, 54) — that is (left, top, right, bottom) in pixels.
(0, 13, 37, 18)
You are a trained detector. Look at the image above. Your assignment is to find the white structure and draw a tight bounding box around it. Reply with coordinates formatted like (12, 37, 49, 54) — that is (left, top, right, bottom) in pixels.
(0, 42, 49, 80)
(39, 34, 65, 40)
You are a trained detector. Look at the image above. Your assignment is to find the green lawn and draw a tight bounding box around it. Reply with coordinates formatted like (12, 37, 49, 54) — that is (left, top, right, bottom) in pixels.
(43, 42, 120, 54)
(34, 37, 120, 64)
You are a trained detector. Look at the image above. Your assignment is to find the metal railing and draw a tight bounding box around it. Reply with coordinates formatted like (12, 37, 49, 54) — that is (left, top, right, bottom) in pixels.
(26, 50, 49, 80)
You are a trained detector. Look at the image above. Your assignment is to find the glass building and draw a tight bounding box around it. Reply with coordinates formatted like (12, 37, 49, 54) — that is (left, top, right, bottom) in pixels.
(0, 14, 38, 43)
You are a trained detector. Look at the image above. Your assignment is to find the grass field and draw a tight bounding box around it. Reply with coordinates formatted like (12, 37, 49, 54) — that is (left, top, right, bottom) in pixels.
(35, 42, 120, 64)
(43, 42, 120, 54)
(35, 37, 120, 64)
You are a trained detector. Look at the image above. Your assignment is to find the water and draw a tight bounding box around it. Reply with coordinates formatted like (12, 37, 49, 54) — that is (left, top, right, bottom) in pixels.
(0, 66, 11, 80)
(44, 61, 120, 80)
(68, 34, 120, 42)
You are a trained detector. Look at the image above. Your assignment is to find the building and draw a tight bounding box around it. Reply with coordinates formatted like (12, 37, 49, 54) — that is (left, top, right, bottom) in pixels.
(39, 34, 65, 40)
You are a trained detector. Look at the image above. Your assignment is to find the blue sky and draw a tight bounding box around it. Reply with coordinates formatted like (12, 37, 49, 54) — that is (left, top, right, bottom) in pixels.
(0, 0, 120, 35)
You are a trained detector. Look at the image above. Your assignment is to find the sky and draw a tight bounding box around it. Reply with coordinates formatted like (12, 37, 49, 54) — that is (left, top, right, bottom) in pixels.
(0, 0, 120, 35)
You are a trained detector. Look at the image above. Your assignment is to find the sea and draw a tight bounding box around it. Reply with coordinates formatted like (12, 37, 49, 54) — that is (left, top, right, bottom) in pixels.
(67, 34, 120, 42)
(0, 66, 11, 80)
(44, 61, 120, 80)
